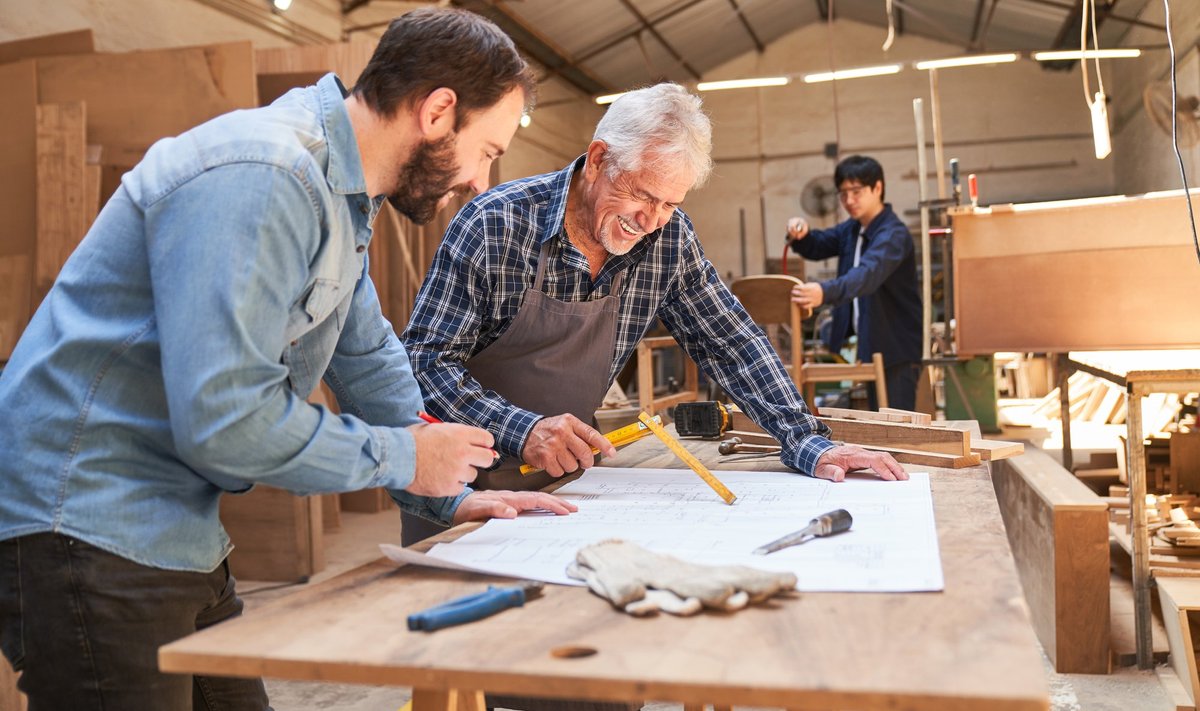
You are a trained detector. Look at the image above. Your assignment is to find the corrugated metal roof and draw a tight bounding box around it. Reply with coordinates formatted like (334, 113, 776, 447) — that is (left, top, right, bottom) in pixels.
(430, 0, 1159, 95)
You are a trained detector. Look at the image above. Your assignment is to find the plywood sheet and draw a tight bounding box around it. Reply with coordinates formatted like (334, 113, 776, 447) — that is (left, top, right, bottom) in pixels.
(952, 195, 1200, 353)
(36, 42, 257, 203)
(0, 60, 38, 259)
(255, 36, 376, 87)
(0, 28, 93, 65)
(955, 246, 1200, 353)
(34, 101, 88, 307)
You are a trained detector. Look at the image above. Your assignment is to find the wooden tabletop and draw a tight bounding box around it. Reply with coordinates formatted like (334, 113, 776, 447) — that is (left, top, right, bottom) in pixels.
(160, 430, 1049, 711)
(1068, 350, 1200, 382)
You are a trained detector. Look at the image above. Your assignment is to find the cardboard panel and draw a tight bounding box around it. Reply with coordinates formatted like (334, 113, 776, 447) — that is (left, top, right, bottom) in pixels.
(0, 28, 93, 65)
(36, 42, 258, 203)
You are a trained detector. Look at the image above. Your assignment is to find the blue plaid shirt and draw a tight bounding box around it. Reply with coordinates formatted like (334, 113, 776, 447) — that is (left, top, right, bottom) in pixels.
(402, 157, 835, 475)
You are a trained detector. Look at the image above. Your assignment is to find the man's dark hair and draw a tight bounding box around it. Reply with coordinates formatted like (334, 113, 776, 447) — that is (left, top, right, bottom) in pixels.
(353, 8, 537, 127)
(835, 155, 885, 200)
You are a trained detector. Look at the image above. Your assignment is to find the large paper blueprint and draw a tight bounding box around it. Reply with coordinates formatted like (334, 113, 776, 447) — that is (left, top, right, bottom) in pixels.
(386, 468, 944, 593)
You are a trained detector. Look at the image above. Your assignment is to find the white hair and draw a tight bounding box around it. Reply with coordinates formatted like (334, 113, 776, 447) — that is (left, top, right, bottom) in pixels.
(593, 82, 713, 187)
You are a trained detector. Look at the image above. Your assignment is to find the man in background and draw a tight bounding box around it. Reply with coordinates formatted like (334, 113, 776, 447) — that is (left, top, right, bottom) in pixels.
(786, 154, 923, 410)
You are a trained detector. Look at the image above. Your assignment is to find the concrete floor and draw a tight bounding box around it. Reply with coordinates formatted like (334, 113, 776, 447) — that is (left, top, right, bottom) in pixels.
(243, 501, 1180, 711)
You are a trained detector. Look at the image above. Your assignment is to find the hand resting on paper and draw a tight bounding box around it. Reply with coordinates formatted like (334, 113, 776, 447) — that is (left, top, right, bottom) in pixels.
(452, 490, 578, 525)
(813, 444, 908, 482)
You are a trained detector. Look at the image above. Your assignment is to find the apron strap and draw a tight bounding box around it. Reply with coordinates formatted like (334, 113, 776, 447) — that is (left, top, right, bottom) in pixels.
(531, 239, 554, 291)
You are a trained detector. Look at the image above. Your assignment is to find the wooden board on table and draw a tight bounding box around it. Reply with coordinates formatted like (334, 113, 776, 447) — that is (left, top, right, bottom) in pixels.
(817, 407, 929, 425)
(991, 444, 1110, 673)
(34, 101, 88, 308)
(972, 439, 1025, 461)
(0, 29, 93, 65)
(859, 444, 981, 469)
(818, 417, 971, 457)
(35, 42, 258, 203)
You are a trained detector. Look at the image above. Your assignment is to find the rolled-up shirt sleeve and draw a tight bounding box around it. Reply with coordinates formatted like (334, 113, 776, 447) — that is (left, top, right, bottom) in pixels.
(144, 163, 422, 496)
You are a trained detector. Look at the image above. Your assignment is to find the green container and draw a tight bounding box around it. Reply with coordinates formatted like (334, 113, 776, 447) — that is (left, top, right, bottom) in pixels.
(943, 355, 1000, 433)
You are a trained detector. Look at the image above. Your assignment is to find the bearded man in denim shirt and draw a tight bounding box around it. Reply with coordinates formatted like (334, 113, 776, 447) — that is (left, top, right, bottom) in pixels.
(0, 9, 575, 709)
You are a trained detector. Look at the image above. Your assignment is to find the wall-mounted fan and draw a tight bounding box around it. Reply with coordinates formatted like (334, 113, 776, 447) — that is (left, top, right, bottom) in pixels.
(800, 175, 839, 222)
(1144, 81, 1200, 148)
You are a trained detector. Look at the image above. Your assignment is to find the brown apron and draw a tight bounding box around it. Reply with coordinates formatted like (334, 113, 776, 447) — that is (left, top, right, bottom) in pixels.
(401, 239, 624, 544)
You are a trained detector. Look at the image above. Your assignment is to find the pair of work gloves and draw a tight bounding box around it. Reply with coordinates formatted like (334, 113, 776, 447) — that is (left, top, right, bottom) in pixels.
(566, 539, 797, 616)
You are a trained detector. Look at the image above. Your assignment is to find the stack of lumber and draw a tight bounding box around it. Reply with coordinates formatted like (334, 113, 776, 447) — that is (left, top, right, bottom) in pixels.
(721, 405, 1024, 469)
(1030, 371, 1183, 430)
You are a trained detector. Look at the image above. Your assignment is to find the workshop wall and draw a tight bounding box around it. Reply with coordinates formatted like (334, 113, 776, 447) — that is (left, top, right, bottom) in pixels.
(1110, 1, 1200, 196)
(686, 18, 1118, 281)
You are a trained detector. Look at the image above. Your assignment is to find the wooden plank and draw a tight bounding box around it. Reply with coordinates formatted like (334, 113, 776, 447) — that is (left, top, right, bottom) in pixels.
(0, 256, 32, 361)
(255, 37, 376, 87)
(991, 444, 1110, 673)
(0, 60, 38, 360)
(0, 29, 93, 65)
(1111, 570, 1171, 667)
(1157, 578, 1200, 706)
(1173, 433, 1200, 495)
(0, 656, 26, 711)
(34, 101, 88, 307)
(220, 486, 323, 582)
(858, 444, 980, 469)
(818, 417, 971, 457)
(972, 439, 1025, 461)
(879, 407, 932, 425)
(1154, 664, 1197, 711)
(36, 42, 257, 203)
(816, 407, 918, 424)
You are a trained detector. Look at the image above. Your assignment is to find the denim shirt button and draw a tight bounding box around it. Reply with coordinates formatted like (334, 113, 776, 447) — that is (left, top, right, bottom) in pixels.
(359, 203, 368, 215)
(355, 245, 365, 253)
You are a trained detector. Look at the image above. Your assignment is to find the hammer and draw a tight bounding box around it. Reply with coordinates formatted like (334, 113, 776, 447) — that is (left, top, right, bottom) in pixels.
(718, 437, 782, 456)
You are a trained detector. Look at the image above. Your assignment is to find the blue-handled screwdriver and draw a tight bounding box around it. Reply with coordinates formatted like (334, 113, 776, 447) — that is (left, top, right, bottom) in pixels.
(407, 580, 544, 632)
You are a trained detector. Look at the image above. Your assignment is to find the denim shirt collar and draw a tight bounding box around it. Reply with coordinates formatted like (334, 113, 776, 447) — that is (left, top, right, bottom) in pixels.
(317, 73, 369, 197)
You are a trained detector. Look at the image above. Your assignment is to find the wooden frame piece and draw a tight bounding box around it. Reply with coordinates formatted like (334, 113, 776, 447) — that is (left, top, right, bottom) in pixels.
(635, 335, 699, 417)
(992, 445, 1110, 673)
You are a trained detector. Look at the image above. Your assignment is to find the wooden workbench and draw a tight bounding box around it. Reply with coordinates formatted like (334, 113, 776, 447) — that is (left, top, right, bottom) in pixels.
(1059, 350, 1200, 670)
(160, 430, 1049, 711)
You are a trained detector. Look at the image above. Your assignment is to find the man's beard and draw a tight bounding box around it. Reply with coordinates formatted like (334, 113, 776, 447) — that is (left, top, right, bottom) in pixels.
(387, 133, 463, 225)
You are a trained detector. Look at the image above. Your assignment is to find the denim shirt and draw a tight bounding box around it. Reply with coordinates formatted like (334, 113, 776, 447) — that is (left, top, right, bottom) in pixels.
(0, 74, 466, 572)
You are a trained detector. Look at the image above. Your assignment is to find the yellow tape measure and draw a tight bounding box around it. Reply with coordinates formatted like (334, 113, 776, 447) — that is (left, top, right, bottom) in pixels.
(637, 412, 737, 505)
(519, 415, 661, 476)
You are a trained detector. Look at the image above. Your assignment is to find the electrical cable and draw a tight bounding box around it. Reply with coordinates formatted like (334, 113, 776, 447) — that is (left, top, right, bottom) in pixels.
(1161, 0, 1200, 266)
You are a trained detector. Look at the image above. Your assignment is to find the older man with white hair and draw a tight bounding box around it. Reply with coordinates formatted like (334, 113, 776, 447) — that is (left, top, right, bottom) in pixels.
(401, 83, 907, 544)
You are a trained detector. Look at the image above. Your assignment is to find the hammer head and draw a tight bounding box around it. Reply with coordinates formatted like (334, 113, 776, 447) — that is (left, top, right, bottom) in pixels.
(717, 437, 744, 455)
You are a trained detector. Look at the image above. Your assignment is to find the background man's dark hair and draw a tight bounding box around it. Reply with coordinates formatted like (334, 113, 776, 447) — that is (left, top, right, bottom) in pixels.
(354, 8, 537, 128)
(835, 155, 885, 200)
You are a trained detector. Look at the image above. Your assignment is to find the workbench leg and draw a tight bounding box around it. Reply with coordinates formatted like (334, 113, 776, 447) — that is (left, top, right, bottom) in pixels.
(412, 688, 456, 711)
(1127, 384, 1153, 670)
(458, 690, 486, 711)
(712, 706, 731, 711)
(683, 705, 703, 711)
(1058, 354, 1073, 473)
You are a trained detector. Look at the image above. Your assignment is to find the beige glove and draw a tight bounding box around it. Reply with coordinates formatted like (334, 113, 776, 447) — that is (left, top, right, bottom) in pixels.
(565, 539, 797, 616)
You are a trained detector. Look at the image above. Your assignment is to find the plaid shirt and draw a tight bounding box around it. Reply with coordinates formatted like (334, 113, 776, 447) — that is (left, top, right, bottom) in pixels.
(402, 157, 835, 475)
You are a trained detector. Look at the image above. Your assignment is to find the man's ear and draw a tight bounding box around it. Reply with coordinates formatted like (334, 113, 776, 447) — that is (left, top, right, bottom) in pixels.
(417, 87, 459, 139)
(583, 140, 608, 179)
(872, 180, 884, 196)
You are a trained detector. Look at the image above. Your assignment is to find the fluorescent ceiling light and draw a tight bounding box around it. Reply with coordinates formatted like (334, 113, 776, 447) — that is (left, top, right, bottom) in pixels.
(519, 114, 531, 128)
(595, 92, 628, 105)
(915, 53, 1019, 70)
(1032, 49, 1141, 61)
(697, 76, 789, 91)
(803, 64, 902, 83)
(273, 0, 292, 10)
